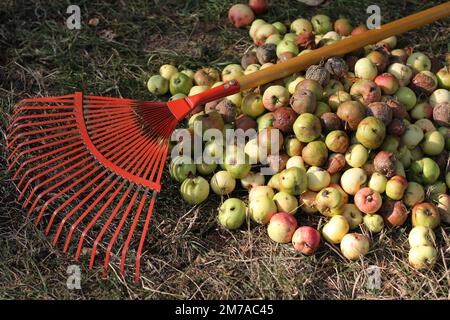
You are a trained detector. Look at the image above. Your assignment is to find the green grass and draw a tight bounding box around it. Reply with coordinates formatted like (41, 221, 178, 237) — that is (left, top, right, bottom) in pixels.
(0, 0, 449, 299)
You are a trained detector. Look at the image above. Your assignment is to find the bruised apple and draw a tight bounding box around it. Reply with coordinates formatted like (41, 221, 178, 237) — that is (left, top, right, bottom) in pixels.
(340, 233, 370, 261)
(354, 187, 382, 214)
(292, 226, 321, 254)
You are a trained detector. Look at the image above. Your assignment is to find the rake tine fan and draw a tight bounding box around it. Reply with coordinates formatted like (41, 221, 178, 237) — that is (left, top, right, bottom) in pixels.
(5, 3, 450, 282)
(7, 92, 175, 282)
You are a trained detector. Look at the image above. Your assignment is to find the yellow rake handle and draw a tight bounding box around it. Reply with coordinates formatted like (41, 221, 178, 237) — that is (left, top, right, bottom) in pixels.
(236, 1, 450, 91)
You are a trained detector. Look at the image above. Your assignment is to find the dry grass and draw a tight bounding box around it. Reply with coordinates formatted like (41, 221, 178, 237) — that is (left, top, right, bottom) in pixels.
(0, 0, 449, 299)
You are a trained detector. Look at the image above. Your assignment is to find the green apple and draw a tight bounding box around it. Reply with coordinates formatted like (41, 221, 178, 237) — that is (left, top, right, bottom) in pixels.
(283, 32, 297, 42)
(345, 143, 368, 168)
(169, 72, 193, 95)
(210, 171, 236, 195)
(286, 156, 306, 170)
(409, 157, 440, 184)
(429, 88, 450, 107)
(321, 215, 349, 244)
(394, 86, 417, 110)
(285, 136, 303, 157)
(385, 175, 408, 200)
(406, 52, 431, 72)
(354, 58, 377, 80)
(249, 196, 277, 225)
(403, 182, 425, 207)
(249, 19, 266, 39)
(288, 76, 306, 94)
(249, 186, 275, 202)
(180, 176, 210, 205)
(268, 173, 281, 190)
(223, 146, 251, 179)
(241, 171, 265, 190)
(222, 64, 244, 82)
(181, 69, 195, 80)
(340, 233, 370, 260)
(356, 116, 386, 150)
(169, 93, 187, 101)
(314, 101, 331, 117)
(245, 63, 261, 74)
(408, 226, 436, 248)
(306, 166, 331, 192)
(340, 168, 367, 196)
(342, 204, 363, 229)
(408, 245, 437, 270)
(293, 113, 322, 143)
(257, 112, 275, 130)
(323, 80, 344, 98)
(420, 131, 445, 155)
(169, 155, 196, 183)
(426, 182, 447, 202)
(334, 18, 353, 36)
(159, 64, 178, 80)
(302, 141, 328, 167)
(325, 130, 349, 154)
(272, 21, 287, 35)
(315, 187, 344, 217)
(196, 162, 217, 175)
(276, 40, 299, 57)
(147, 75, 168, 96)
(401, 123, 424, 149)
(244, 139, 262, 164)
(412, 202, 440, 229)
(218, 198, 246, 230)
(278, 167, 307, 195)
(363, 214, 384, 233)
(311, 14, 332, 34)
(368, 172, 388, 194)
(189, 85, 209, 96)
(273, 191, 298, 214)
(436, 67, 450, 90)
(387, 63, 413, 86)
(290, 18, 313, 34)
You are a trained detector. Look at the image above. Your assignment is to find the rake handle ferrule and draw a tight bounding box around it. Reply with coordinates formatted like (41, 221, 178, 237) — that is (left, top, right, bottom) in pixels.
(167, 80, 241, 120)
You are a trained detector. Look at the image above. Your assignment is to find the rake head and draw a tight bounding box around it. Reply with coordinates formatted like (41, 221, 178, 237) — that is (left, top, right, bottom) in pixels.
(6, 92, 182, 282)
(5, 81, 240, 282)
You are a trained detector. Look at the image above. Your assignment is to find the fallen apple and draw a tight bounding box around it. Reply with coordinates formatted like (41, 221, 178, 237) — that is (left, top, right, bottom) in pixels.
(290, 18, 313, 35)
(210, 170, 236, 195)
(315, 187, 344, 217)
(228, 3, 255, 28)
(159, 64, 178, 81)
(334, 18, 353, 36)
(356, 116, 386, 149)
(409, 157, 440, 185)
(368, 172, 388, 194)
(403, 182, 425, 207)
(222, 64, 244, 82)
(263, 85, 290, 111)
(340, 233, 370, 261)
(408, 245, 437, 270)
(340, 168, 367, 196)
(321, 215, 349, 244)
(311, 14, 332, 34)
(412, 202, 440, 229)
(147, 75, 169, 96)
(342, 204, 363, 229)
(354, 187, 382, 214)
(218, 198, 247, 230)
(354, 57, 378, 80)
(380, 200, 408, 227)
(437, 194, 450, 225)
(170, 155, 196, 183)
(345, 143, 368, 168)
(241, 171, 265, 190)
(407, 52, 431, 73)
(374, 73, 399, 95)
(249, 185, 275, 202)
(408, 226, 436, 248)
(249, 196, 277, 225)
(180, 176, 210, 205)
(387, 63, 413, 86)
(363, 214, 384, 233)
(267, 212, 298, 244)
(273, 191, 298, 214)
(292, 226, 321, 254)
(420, 131, 445, 155)
(278, 167, 308, 195)
(302, 141, 328, 167)
(293, 113, 322, 143)
(385, 175, 408, 200)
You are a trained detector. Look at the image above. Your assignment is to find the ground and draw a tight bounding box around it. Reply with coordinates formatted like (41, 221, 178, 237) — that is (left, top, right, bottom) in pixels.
(0, 0, 449, 299)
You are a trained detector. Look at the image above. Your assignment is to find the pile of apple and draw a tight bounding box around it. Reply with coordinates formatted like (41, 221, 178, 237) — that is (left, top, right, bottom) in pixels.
(147, 12, 450, 270)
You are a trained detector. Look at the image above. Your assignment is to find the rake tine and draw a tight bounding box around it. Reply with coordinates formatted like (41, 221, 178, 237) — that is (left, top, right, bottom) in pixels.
(7, 115, 76, 140)
(43, 169, 108, 234)
(103, 188, 140, 275)
(90, 185, 133, 269)
(135, 192, 157, 283)
(52, 174, 115, 245)
(8, 123, 78, 149)
(34, 166, 100, 224)
(15, 142, 83, 182)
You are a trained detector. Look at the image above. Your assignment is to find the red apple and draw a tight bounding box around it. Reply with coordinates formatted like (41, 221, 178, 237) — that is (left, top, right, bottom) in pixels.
(354, 187, 383, 214)
(374, 73, 399, 95)
(228, 4, 255, 28)
(249, 0, 268, 14)
(267, 212, 298, 243)
(292, 226, 321, 254)
(351, 25, 368, 36)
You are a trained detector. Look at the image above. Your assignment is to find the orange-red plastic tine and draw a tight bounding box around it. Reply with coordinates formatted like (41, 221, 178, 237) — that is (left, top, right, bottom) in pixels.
(73, 181, 123, 259)
(8, 135, 80, 169)
(35, 166, 101, 225)
(135, 193, 157, 283)
(103, 189, 140, 275)
(89, 185, 132, 269)
(8, 123, 78, 149)
(48, 172, 112, 239)
(120, 192, 147, 275)
(20, 152, 88, 203)
(8, 129, 79, 160)
(61, 177, 117, 251)
(15, 142, 84, 182)
(7, 114, 76, 140)
(26, 160, 93, 212)
(41, 168, 107, 235)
